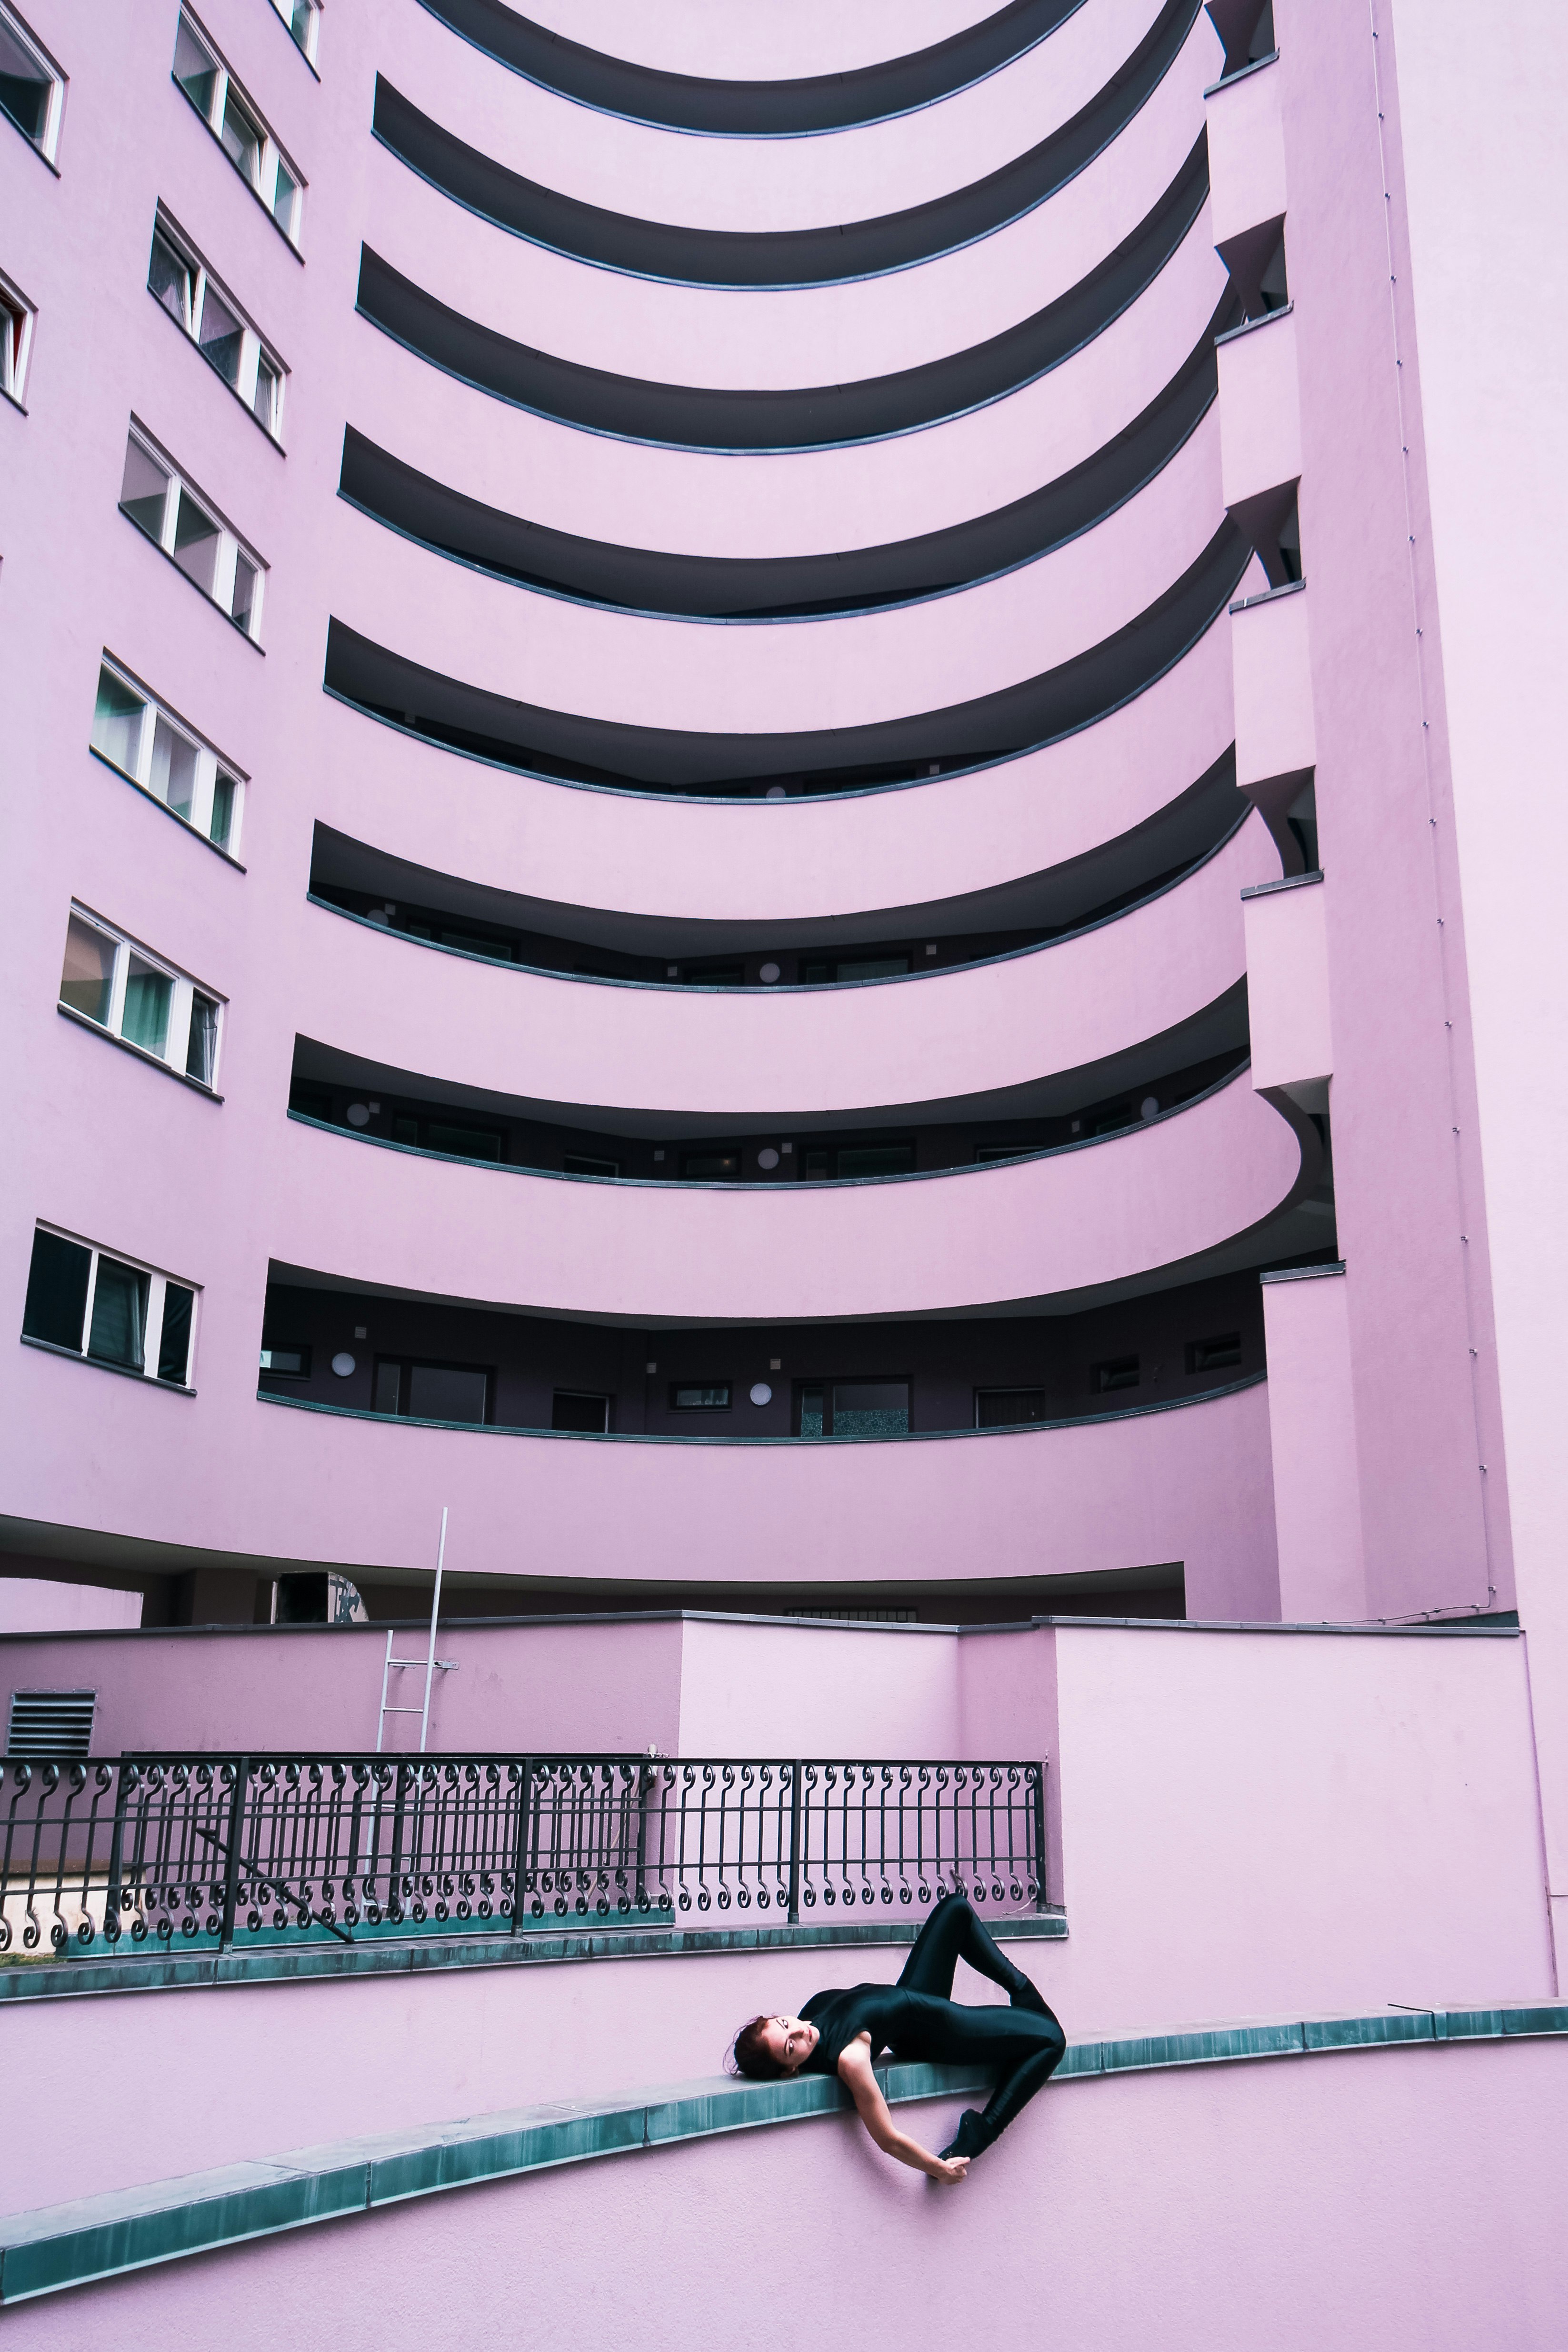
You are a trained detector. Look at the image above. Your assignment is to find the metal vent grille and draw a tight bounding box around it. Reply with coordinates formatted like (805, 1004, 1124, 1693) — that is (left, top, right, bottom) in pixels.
(6, 1691, 96, 1758)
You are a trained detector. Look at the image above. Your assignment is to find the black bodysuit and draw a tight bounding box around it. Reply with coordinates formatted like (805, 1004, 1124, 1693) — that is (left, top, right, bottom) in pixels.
(800, 1892, 1065, 2153)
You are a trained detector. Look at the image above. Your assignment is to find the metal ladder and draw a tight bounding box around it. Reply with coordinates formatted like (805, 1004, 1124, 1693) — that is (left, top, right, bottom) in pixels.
(376, 1505, 459, 1753)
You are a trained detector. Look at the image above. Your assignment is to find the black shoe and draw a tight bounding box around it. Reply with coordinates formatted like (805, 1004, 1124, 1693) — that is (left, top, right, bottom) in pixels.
(939, 2110, 992, 2163)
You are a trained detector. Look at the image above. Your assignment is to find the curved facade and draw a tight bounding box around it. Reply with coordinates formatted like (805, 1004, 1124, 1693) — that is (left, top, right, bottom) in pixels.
(0, 0, 1523, 1638)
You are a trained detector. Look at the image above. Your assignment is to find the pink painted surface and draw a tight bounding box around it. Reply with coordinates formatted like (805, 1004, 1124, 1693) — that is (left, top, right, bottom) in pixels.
(393, 0, 1170, 236)
(1230, 585, 1315, 792)
(1217, 306, 1303, 510)
(0, 1581, 142, 1636)
(0, 1622, 1551, 2221)
(1243, 875, 1331, 1095)
(306, 814, 1263, 1121)
(1260, 1273, 1366, 1621)
(516, 0, 1043, 79)
(1385, 0, 1568, 1940)
(1205, 47, 1287, 250)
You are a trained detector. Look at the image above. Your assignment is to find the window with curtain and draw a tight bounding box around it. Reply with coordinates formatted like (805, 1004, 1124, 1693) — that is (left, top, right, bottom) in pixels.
(90, 659, 247, 855)
(21, 1227, 200, 1389)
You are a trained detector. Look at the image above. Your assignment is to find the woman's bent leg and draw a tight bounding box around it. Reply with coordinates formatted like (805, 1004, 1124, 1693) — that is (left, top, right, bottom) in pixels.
(939, 2005, 1068, 2160)
(899, 1893, 1041, 2007)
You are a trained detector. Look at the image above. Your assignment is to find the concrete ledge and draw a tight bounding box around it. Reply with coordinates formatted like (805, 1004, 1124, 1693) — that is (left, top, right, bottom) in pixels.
(0, 1910, 1068, 2005)
(4, 2004, 1564, 2304)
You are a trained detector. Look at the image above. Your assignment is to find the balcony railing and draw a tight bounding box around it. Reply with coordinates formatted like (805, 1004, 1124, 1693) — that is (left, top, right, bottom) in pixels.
(0, 1753, 1047, 1962)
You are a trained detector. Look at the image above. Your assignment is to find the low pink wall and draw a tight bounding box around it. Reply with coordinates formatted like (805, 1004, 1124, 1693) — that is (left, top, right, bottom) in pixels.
(6, 2040, 1566, 2350)
(0, 1582, 141, 1637)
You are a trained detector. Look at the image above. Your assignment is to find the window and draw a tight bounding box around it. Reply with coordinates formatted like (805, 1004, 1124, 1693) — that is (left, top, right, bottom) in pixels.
(58, 904, 225, 1090)
(173, 12, 306, 246)
(976, 1389, 1048, 1429)
(259, 1341, 312, 1378)
(975, 1143, 1032, 1164)
(21, 1225, 199, 1388)
(681, 964, 745, 988)
(671, 1381, 731, 1411)
(800, 954, 911, 984)
(7, 1691, 96, 1759)
(798, 1380, 910, 1438)
(119, 428, 266, 639)
(387, 1113, 504, 1162)
(563, 1152, 620, 1179)
(802, 1141, 916, 1181)
(373, 1358, 492, 1425)
(149, 214, 286, 438)
(270, 0, 320, 65)
(1186, 1332, 1242, 1375)
(0, 4, 63, 163)
(680, 1148, 743, 1181)
(90, 658, 246, 853)
(0, 266, 35, 403)
(1091, 1356, 1140, 1395)
(552, 1390, 609, 1434)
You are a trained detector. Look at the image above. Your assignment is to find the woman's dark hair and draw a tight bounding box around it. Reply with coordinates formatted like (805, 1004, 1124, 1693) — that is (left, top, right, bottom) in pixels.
(730, 2016, 790, 2081)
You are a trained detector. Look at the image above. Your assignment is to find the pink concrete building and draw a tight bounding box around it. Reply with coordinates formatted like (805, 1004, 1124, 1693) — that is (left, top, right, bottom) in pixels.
(2, 0, 1566, 2339)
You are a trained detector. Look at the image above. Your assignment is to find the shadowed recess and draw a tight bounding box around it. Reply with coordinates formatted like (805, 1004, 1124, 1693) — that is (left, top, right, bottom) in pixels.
(372, 1, 1200, 287)
(337, 318, 1230, 620)
(414, 0, 1089, 136)
(354, 136, 1208, 452)
(323, 520, 1248, 796)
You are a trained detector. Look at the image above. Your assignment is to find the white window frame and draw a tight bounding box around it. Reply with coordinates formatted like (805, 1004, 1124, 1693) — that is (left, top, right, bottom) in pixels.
(26, 1222, 201, 1391)
(58, 901, 227, 1093)
(0, 262, 35, 406)
(149, 208, 287, 441)
(118, 421, 268, 643)
(269, 0, 320, 68)
(89, 654, 248, 858)
(173, 10, 305, 247)
(0, 1, 65, 167)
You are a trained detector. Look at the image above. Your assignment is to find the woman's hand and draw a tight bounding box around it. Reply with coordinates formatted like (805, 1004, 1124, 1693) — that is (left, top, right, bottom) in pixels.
(838, 2037, 972, 2183)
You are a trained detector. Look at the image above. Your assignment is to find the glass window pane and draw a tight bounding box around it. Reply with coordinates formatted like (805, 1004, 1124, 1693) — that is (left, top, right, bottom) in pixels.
(157, 1283, 195, 1383)
(220, 89, 261, 181)
(426, 1122, 500, 1162)
(150, 715, 198, 818)
(60, 915, 116, 1025)
(271, 160, 299, 239)
(149, 230, 194, 330)
(210, 770, 238, 850)
(260, 1343, 310, 1377)
(830, 1380, 909, 1438)
(91, 668, 146, 775)
(186, 991, 219, 1085)
(173, 17, 218, 118)
(1, 292, 21, 395)
(120, 438, 170, 541)
(798, 1383, 825, 1438)
(672, 1383, 731, 1410)
(551, 1390, 607, 1433)
(120, 956, 171, 1056)
(172, 488, 220, 594)
(22, 1230, 91, 1351)
(836, 1143, 915, 1180)
(252, 353, 279, 430)
(0, 23, 50, 145)
(409, 1365, 489, 1424)
(230, 552, 257, 633)
(196, 285, 243, 384)
(88, 1257, 150, 1371)
(372, 1360, 401, 1414)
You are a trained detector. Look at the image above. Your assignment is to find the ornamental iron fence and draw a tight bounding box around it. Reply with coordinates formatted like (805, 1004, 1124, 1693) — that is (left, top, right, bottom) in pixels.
(0, 1752, 1047, 1963)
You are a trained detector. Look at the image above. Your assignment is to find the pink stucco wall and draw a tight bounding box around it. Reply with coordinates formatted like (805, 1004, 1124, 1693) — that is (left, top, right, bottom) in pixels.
(7, 2040, 1566, 2352)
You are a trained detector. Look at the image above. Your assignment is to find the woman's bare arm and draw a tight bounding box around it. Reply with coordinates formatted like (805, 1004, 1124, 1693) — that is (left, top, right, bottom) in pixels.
(837, 2038, 969, 2183)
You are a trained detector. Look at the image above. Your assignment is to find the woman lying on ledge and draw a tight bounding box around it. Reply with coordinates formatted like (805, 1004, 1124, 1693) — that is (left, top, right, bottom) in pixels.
(729, 1892, 1065, 2182)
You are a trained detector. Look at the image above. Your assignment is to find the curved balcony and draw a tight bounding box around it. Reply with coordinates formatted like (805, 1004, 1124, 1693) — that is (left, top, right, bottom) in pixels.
(343, 197, 1226, 555)
(374, 0, 1195, 283)
(390, 0, 1169, 235)
(358, 26, 1209, 399)
(421, 0, 1131, 137)
(307, 603, 1237, 929)
(300, 813, 1270, 1121)
(272, 1068, 1315, 1325)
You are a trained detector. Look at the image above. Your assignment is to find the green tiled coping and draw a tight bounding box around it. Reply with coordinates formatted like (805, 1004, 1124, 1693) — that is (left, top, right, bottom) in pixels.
(4, 2004, 1564, 2305)
(0, 1911, 1067, 2005)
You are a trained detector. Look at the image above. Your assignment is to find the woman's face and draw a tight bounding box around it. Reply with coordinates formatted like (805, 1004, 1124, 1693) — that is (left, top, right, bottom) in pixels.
(759, 2015, 819, 2072)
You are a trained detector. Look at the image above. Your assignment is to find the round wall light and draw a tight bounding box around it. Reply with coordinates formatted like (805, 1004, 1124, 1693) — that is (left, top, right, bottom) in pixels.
(1140, 1096, 1160, 1121)
(749, 1382, 773, 1406)
(759, 962, 781, 984)
(345, 1102, 371, 1128)
(757, 1147, 780, 1170)
(331, 1351, 357, 1377)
